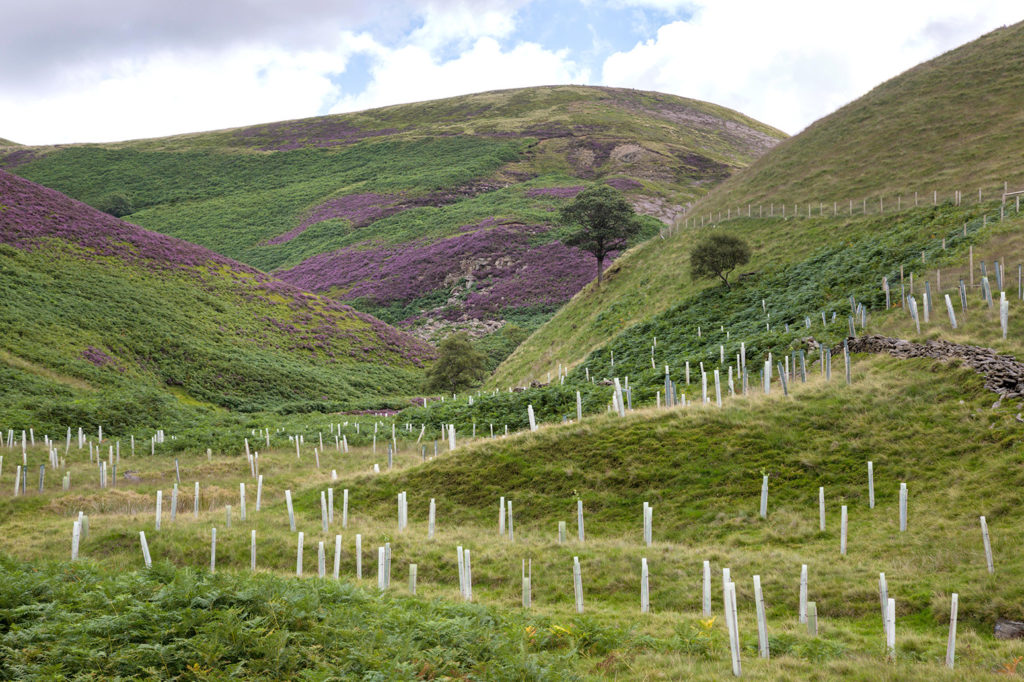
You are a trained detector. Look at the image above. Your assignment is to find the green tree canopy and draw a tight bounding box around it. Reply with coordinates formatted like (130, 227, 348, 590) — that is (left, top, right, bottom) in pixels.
(690, 233, 752, 289)
(560, 184, 642, 287)
(94, 192, 135, 218)
(425, 332, 488, 394)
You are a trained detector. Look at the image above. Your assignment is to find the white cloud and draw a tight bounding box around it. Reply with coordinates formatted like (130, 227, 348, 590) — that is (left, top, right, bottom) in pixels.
(0, 42, 370, 144)
(601, 0, 694, 10)
(601, 0, 1023, 133)
(406, 3, 519, 50)
(3, 1, 1021, 144)
(330, 37, 588, 115)
(0, 0, 542, 144)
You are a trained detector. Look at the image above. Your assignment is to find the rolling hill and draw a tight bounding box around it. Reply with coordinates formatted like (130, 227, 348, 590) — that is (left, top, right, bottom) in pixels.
(6, 25, 1024, 679)
(494, 20, 1024, 387)
(0, 169, 433, 433)
(694, 21, 1024, 216)
(0, 86, 785, 351)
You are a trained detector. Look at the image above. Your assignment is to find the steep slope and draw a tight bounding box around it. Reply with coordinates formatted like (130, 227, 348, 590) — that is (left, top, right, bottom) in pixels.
(495, 21, 1024, 385)
(0, 170, 433, 432)
(3, 86, 785, 345)
(694, 20, 1024, 215)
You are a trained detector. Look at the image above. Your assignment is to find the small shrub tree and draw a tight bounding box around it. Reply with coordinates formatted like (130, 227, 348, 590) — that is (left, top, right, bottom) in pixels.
(560, 185, 642, 287)
(95, 192, 135, 217)
(690, 234, 751, 289)
(425, 332, 488, 393)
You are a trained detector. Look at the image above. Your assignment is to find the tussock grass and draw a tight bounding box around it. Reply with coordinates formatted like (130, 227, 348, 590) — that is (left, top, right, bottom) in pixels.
(2, 357, 1023, 678)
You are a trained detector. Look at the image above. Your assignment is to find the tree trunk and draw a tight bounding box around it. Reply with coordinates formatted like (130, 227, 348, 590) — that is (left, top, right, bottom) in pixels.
(596, 255, 604, 287)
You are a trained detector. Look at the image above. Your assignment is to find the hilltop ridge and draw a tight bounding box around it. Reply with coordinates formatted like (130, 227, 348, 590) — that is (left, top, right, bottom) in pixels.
(693, 21, 1024, 215)
(3, 85, 785, 349)
(494, 21, 1024, 386)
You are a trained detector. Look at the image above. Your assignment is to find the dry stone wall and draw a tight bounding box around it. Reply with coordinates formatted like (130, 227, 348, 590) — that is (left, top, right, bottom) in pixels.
(843, 334, 1024, 400)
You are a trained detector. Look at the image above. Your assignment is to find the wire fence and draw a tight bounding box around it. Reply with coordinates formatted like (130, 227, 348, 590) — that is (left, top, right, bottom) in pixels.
(669, 183, 1023, 233)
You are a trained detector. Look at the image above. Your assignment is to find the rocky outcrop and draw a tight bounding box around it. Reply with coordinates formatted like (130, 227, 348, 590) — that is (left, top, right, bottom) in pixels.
(843, 335, 1024, 399)
(995, 618, 1024, 640)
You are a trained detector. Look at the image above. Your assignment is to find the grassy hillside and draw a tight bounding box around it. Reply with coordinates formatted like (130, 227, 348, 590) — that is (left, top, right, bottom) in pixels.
(2, 86, 785, 346)
(0, 170, 433, 433)
(3, 352, 1023, 679)
(694, 21, 1024, 216)
(496, 21, 1024, 386)
(4, 193, 1024, 679)
(492, 201, 999, 387)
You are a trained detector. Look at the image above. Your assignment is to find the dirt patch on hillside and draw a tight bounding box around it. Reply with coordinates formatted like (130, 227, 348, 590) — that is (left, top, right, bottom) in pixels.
(611, 143, 645, 163)
(566, 138, 619, 178)
(653, 106, 782, 155)
(631, 196, 688, 225)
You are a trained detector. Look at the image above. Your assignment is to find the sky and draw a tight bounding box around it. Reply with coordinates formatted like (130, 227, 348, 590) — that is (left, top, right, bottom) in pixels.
(1, 1, 1020, 145)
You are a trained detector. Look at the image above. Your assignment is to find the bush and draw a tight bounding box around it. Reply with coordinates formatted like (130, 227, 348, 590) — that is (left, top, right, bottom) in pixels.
(424, 332, 488, 394)
(94, 192, 135, 217)
(690, 233, 751, 289)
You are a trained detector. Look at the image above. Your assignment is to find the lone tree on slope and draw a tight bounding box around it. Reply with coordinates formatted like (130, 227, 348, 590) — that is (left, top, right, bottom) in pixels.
(95, 192, 135, 217)
(690, 233, 751, 289)
(560, 184, 642, 287)
(425, 332, 488, 394)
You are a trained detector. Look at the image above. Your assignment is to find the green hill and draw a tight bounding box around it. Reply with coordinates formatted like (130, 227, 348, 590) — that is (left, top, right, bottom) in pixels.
(694, 21, 1024, 216)
(2, 86, 784, 351)
(494, 21, 1024, 387)
(6, 26, 1024, 682)
(0, 170, 433, 434)
(4, 350, 1023, 679)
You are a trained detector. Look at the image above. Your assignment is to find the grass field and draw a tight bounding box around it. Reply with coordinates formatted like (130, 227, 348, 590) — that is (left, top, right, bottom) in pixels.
(2, 349, 1023, 679)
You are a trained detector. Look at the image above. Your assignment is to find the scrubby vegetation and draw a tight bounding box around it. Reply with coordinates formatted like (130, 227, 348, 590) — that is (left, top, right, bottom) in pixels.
(4, 23, 1024, 681)
(0, 171, 431, 432)
(499, 23, 1024, 385)
(4, 86, 782, 346)
(0, 558, 586, 679)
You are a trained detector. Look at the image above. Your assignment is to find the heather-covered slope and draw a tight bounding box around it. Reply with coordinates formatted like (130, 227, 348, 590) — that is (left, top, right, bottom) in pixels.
(0, 170, 433, 431)
(3, 86, 785, 343)
(494, 22, 1024, 386)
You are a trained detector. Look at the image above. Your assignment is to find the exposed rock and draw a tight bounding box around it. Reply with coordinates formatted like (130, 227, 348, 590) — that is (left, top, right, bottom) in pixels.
(631, 195, 687, 225)
(408, 317, 505, 343)
(995, 618, 1024, 640)
(800, 337, 820, 350)
(842, 334, 1024, 399)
